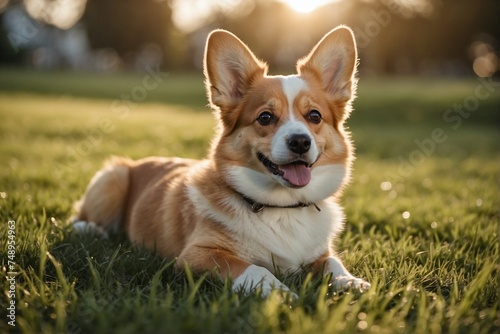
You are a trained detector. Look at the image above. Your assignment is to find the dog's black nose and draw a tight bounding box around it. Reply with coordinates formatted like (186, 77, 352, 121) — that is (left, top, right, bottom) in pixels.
(287, 134, 311, 154)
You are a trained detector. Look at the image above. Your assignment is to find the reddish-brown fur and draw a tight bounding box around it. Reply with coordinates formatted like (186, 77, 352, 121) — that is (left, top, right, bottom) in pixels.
(73, 26, 362, 290)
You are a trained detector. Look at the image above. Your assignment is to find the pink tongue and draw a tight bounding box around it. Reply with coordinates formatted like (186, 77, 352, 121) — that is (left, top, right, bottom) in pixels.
(280, 164, 311, 187)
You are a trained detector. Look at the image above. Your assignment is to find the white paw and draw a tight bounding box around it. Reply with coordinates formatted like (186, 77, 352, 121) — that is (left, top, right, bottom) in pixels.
(71, 220, 107, 237)
(330, 275, 371, 292)
(232, 265, 297, 299)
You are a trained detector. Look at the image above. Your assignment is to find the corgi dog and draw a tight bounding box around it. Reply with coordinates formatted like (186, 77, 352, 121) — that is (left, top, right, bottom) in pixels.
(72, 26, 370, 297)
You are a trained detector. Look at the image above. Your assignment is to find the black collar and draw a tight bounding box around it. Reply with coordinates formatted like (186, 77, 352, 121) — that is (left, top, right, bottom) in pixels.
(238, 193, 321, 213)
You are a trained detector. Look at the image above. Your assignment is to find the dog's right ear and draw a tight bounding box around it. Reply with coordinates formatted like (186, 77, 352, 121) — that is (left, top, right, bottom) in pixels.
(204, 30, 267, 111)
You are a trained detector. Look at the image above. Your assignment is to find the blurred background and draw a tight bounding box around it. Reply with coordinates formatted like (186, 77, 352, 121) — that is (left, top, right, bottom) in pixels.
(0, 3, 499, 333)
(0, 0, 498, 169)
(0, 0, 498, 77)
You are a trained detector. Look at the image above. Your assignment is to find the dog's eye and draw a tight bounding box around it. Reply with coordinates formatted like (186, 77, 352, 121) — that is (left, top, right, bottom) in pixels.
(257, 111, 274, 126)
(307, 110, 322, 124)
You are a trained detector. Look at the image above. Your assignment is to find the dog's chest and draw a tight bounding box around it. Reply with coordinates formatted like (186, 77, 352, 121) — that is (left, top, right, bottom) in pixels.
(231, 202, 343, 271)
(186, 184, 344, 271)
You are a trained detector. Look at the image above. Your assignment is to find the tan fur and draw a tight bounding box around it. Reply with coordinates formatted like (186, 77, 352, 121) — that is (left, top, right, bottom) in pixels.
(74, 157, 131, 231)
(73, 26, 368, 293)
(75, 156, 244, 277)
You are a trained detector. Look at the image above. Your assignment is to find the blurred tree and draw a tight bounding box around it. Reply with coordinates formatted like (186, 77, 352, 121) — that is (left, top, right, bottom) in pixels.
(83, 0, 174, 69)
(351, 0, 499, 76)
(184, 0, 499, 76)
(0, 0, 176, 69)
(1, 0, 498, 75)
(190, 0, 355, 72)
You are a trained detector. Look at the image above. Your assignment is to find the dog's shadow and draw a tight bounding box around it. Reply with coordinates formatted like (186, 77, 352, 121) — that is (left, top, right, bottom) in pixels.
(48, 228, 189, 295)
(47, 225, 341, 310)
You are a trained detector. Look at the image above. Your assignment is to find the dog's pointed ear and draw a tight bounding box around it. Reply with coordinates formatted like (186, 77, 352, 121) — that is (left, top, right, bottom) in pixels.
(297, 26, 357, 104)
(204, 30, 267, 110)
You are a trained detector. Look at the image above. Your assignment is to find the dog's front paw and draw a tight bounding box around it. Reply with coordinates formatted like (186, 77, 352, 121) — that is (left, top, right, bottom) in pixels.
(71, 220, 108, 237)
(330, 275, 371, 293)
(232, 265, 297, 299)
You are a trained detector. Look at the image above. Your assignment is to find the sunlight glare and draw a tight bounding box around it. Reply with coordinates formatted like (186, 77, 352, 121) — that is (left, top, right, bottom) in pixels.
(172, 0, 252, 33)
(24, 0, 87, 30)
(279, 0, 338, 13)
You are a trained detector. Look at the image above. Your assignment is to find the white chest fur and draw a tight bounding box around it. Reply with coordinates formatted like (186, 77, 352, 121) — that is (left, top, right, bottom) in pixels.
(188, 183, 345, 273)
(229, 200, 344, 272)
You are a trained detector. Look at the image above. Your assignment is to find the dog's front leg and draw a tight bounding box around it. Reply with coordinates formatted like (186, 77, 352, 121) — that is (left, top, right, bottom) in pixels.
(313, 253, 371, 292)
(177, 246, 294, 297)
(326, 256, 371, 292)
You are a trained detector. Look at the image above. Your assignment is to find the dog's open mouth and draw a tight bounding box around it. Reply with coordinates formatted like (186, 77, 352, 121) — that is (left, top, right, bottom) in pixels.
(258, 153, 312, 188)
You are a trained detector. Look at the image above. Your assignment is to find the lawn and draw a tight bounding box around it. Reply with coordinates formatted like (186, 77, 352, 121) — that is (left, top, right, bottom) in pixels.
(0, 69, 499, 333)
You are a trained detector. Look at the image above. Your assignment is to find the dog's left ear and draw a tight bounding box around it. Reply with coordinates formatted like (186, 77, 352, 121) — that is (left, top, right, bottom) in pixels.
(204, 30, 267, 111)
(297, 26, 357, 105)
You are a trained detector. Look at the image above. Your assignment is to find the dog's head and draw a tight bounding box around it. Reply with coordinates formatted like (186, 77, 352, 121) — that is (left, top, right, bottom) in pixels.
(204, 26, 357, 205)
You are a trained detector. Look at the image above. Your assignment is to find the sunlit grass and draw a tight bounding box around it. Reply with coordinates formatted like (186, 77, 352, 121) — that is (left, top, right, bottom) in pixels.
(0, 74, 499, 334)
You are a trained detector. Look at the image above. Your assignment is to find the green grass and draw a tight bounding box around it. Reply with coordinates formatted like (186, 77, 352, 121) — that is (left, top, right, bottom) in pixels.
(0, 69, 499, 333)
